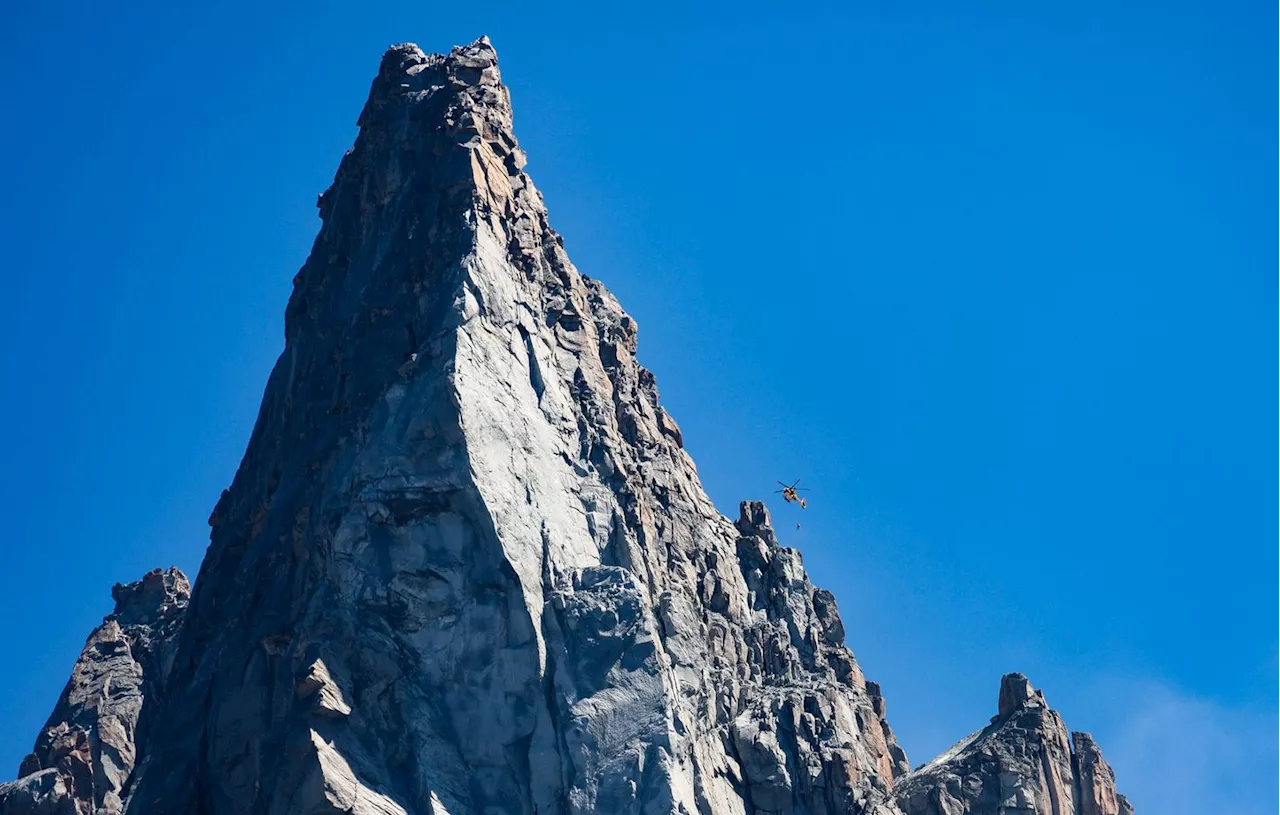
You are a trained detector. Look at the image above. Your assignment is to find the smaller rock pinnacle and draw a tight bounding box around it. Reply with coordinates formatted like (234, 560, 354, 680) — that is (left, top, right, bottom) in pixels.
(997, 672, 1037, 719)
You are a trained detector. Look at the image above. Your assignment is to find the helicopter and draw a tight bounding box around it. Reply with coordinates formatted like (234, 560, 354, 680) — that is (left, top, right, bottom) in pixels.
(775, 479, 809, 509)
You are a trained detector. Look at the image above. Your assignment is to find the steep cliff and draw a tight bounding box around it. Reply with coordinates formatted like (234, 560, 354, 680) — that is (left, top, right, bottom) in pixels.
(1, 38, 1132, 815)
(892, 674, 1133, 815)
(0, 568, 189, 815)
(117, 38, 908, 815)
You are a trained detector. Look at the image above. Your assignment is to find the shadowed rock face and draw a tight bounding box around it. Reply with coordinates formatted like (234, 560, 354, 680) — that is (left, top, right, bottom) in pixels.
(0, 568, 189, 815)
(1, 38, 1132, 815)
(891, 674, 1134, 815)
(1071, 733, 1133, 815)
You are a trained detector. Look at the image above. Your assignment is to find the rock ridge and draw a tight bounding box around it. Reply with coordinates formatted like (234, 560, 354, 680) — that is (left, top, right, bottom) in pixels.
(891, 673, 1133, 815)
(0, 568, 189, 815)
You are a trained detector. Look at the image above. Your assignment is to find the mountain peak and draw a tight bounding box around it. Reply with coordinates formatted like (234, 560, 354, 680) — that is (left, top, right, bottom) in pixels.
(110, 567, 190, 626)
(997, 671, 1045, 719)
(1, 38, 1131, 815)
(893, 673, 1132, 815)
(1, 568, 189, 815)
(109, 36, 912, 814)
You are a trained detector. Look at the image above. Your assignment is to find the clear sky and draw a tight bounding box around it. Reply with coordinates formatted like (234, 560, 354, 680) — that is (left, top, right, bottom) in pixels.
(0, 1, 1274, 811)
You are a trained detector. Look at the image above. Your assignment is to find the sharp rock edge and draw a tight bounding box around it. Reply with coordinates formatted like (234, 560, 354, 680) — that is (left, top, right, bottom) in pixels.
(0, 39, 1131, 815)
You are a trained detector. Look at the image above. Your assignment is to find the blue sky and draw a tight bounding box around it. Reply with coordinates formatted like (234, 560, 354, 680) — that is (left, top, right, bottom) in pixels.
(0, 1, 1274, 810)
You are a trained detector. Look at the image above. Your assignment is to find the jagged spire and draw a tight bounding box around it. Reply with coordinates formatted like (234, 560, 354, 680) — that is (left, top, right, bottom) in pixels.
(997, 671, 1042, 719)
(893, 673, 1133, 815)
(1, 38, 1130, 815)
(0, 568, 189, 815)
(108, 36, 917, 814)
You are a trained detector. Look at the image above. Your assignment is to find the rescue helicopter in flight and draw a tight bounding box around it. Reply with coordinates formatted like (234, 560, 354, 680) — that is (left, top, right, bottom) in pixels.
(775, 479, 809, 509)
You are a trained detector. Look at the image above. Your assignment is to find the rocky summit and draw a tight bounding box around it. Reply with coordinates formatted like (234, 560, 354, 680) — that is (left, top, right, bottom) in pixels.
(0, 568, 189, 815)
(892, 674, 1133, 815)
(0, 38, 1131, 815)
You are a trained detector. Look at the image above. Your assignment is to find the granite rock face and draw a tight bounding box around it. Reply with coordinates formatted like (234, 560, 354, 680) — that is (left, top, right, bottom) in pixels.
(116, 38, 908, 815)
(2, 37, 1132, 815)
(892, 674, 1133, 815)
(1071, 733, 1133, 815)
(0, 568, 189, 815)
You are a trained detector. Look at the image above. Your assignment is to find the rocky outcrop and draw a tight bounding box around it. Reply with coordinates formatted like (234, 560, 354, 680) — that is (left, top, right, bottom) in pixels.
(110, 38, 910, 815)
(892, 674, 1133, 815)
(1071, 733, 1133, 815)
(2, 37, 1133, 815)
(0, 568, 189, 815)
